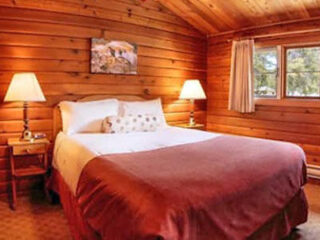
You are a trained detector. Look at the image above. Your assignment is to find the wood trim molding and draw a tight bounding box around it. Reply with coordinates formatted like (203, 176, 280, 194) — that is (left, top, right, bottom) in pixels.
(209, 16, 320, 44)
(308, 165, 320, 180)
(255, 98, 320, 108)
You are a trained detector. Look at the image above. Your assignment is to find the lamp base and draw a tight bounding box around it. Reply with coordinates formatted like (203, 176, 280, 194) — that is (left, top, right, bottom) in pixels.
(189, 116, 196, 126)
(189, 99, 196, 126)
(22, 129, 34, 142)
(22, 102, 34, 142)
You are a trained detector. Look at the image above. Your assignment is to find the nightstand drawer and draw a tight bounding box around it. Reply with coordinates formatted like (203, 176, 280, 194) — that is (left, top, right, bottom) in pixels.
(12, 144, 46, 156)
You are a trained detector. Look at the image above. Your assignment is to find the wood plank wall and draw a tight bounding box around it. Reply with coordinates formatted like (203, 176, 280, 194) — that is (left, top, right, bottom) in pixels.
(207, 31, 320, 171)
(0, 0, 207, 195)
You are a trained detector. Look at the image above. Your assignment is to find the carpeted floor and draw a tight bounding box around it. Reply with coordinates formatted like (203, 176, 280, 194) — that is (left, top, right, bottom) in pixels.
(0, 192, 72, 240)
(0, 183, 319, 240)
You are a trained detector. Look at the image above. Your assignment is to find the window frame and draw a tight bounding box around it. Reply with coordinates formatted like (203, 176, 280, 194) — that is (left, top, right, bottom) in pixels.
(254, 43, 320, 101)
(253, 46, 281, 99)
(283, 44, 320, 99)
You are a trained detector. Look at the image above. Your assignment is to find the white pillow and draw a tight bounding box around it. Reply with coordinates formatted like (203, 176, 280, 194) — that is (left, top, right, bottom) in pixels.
(120, 98, 167, 127)
(59, 99, 119, 135)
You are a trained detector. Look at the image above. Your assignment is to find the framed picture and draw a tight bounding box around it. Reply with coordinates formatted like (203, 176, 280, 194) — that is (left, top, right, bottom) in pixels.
(91, 38, 138, 74)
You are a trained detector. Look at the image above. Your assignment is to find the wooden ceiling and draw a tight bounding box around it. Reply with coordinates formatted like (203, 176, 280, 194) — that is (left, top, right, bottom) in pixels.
(156, 0, 320, 35)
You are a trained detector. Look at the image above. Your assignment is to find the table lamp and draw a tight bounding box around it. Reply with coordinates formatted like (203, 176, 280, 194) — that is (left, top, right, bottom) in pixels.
(179, 79, 206, 126)
(4, 73, 46, 141)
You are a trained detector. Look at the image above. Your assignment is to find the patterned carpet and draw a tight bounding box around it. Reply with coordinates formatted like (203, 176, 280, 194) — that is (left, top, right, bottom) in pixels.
(0, 183, 319, 240)
(0, 191, 72, 240)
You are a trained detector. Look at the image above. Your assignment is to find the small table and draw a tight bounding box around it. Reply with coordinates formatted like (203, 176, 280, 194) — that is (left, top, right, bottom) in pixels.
(175, 123, 205, 130)
(8, 138, 50, 210)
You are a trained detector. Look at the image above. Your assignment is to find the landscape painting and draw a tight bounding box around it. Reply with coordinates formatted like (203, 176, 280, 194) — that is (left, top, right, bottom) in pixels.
(91, 38, 138, 74)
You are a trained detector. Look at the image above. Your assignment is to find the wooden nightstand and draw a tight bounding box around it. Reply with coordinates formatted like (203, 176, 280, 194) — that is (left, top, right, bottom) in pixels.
(175, 123, 205, 130)
(8, 138, 50, 210)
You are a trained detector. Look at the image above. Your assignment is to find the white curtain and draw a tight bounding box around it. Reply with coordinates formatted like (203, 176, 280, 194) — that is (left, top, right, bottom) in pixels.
(228, 39, 255, 113)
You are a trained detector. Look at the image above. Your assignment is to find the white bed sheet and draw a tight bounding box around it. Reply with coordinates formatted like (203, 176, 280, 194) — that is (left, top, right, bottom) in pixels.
(53, 127, 220, 194)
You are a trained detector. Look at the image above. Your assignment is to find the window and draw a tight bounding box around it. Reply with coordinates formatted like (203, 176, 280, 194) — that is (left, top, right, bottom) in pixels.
(253, 44, 320, 100)
(286, 46, 320, 98)
(254, 47, 278, 98)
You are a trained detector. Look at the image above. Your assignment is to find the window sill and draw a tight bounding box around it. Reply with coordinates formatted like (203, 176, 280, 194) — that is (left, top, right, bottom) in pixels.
(255, 98, 320, 108)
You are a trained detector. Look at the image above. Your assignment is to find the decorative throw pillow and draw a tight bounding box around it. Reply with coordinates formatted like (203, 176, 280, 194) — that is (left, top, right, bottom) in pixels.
(119, 98, 167, 127)
(102, 114, 162, 134)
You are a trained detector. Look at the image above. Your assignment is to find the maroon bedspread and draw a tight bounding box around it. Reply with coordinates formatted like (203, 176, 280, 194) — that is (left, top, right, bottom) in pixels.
(76, 135, 308, 240)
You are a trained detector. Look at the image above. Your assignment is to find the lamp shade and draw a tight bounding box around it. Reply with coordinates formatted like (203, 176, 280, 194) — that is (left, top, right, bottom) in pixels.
(179, 79, 206, 100)
(4, 73, 46, 102)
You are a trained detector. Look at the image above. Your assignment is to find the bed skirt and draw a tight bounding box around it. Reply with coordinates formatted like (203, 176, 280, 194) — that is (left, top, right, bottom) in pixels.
(48, 169, 308, 240)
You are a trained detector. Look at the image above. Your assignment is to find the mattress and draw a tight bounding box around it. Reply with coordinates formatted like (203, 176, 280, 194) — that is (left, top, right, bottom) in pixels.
(53, 126, 220, 194)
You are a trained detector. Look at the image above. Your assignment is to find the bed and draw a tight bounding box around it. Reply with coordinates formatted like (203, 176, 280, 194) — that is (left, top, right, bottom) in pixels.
(49, 95, 308, 240)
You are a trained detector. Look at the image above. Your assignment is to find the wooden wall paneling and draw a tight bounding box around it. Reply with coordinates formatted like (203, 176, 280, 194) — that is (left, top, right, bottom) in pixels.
(0, 0, 206, 196)
(0, 8, 200, 50)
(0, 0, 202, 38)
(207, 32, 320, 172)
(60, 0, 188, 26)
(0, 20, 205, 54)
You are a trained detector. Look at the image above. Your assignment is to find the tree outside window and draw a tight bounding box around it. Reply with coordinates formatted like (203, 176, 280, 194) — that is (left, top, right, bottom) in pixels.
(254, 47, 278, 98)
(286, 46, 320, 97)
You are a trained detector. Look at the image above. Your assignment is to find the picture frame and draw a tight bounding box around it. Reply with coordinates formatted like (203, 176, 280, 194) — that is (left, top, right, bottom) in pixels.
(91, 38, 138, 74)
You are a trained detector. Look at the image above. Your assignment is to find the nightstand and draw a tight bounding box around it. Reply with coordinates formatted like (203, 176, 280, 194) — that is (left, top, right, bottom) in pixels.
(175, 123, 205, 130)
(8, 138, 50, 210)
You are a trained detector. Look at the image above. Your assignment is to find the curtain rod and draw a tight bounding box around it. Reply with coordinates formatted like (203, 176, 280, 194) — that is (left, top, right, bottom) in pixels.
(227, 37, 254, 42)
